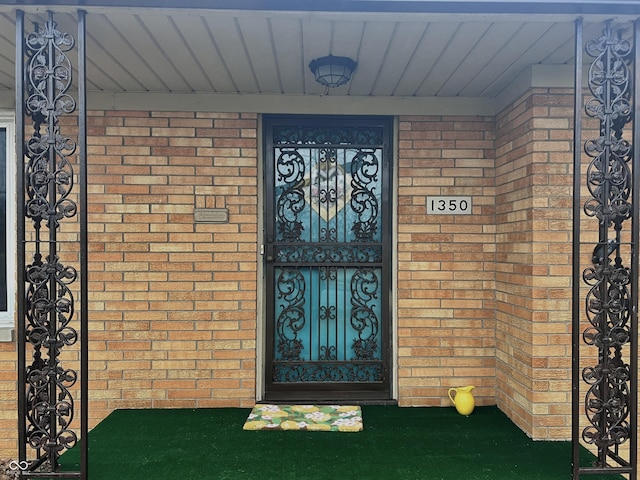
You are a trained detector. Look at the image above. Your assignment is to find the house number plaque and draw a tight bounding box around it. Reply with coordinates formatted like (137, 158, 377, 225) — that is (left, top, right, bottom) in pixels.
(427, 196, 472, 214)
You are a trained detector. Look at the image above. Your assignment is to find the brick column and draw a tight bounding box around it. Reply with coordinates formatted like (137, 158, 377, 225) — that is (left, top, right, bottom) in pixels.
(495, 88, 574, 439)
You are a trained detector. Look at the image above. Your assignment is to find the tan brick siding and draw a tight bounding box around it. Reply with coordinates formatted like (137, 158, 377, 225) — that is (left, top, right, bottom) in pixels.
(495, 88, 574, 439)
(0, 91, 594, 457)
(0, 342, 17, 457)
(396, 115, 497, 408)
(85, 111, 259, 429)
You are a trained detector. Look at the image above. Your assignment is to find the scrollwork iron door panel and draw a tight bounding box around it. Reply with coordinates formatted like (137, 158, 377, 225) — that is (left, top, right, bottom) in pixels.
(265, 116, 392, 401)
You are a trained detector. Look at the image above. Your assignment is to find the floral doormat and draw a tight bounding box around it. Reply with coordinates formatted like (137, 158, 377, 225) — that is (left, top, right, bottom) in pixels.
(242, 404, 363, 432)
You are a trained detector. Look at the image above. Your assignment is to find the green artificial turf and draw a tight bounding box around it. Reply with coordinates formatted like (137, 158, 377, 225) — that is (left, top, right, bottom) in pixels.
(59, 406, 623, 480)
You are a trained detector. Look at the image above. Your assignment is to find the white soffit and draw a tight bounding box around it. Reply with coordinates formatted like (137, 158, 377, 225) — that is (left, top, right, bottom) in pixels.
(0, 8, 632, 98)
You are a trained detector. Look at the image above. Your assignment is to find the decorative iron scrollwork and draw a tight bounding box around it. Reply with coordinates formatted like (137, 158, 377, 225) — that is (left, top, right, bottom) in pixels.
(351, 268, 380, 361)
(273, 125, 383, 145)
(20, 11, 80, 474)
(275, 268, 306, 361)
(275, 245, 382, 263)
(316, 148, 339, 206)
(319, 345, 337, 361)
(273, 362, 384, 382)
(581, 20, 634, 468)
(350, 149, 380, 242)
(276, 149, 306, 242)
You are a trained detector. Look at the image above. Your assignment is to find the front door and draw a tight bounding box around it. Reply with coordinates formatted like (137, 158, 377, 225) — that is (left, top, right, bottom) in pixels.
(264, 115, 393, 402)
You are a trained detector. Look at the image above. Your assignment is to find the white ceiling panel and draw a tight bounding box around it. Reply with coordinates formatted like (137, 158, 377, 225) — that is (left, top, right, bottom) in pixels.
(202, 14, 258, 93)
(433, 22, 523, 97)
(416, 22, 492, 97)
(111, 12, 192, 92)
(348, 20, 397, 96)
(269, 16, 305, 95)
(236, 16, 281, 94)
(81, 13, 169, 92)
(0, 8, 634, 103)
(370, 21, 432, 96)
(137, 13, 212, 92)
(483, 22, 575, 97)
(174, 12, 236, 92)
(391, 22, 459, 97)
(458, 22, 554, 97)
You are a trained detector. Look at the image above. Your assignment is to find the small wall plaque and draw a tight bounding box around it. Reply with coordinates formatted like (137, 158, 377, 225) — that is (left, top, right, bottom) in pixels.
(194, 208, 229, 223)
(427, 196, 472, 215)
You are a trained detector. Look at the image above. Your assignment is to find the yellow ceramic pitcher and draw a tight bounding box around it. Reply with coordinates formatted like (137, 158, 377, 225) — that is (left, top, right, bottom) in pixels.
(448, 386, 475, 416)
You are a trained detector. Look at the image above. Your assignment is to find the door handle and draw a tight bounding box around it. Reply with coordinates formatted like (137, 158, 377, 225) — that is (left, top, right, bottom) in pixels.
(266, 255, 274, 262)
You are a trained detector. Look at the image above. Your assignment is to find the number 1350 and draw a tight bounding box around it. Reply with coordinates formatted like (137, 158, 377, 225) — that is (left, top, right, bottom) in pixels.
(426, 196, 472, 215)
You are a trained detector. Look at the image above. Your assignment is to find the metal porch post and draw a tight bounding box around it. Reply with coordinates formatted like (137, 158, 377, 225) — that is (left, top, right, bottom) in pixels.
(15, 9, 88, 480)
(571, 16, 583, 480)
(572, 17, 638, 480)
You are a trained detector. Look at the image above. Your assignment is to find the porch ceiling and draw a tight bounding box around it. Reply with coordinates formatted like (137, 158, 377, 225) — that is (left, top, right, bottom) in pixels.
(0, 7, 634, 102)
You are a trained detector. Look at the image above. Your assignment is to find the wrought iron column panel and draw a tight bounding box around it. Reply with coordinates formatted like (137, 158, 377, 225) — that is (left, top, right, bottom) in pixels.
(15, 10, 88, 480)
(572, 19, 638, 480)
(631, 18, 640, 479)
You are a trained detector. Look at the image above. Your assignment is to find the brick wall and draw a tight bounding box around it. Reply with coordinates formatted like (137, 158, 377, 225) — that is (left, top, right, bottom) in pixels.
(396, 115, 497, 407)
(0, 342, 16, 457)
(85, 110, 259, 427)
(494, 88, 574, 439)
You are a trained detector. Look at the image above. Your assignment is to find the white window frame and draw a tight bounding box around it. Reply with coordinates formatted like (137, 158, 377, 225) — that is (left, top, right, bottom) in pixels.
(0, 112, 15, 342)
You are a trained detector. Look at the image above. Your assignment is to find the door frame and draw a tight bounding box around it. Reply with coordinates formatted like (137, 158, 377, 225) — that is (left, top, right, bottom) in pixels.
(259, 114, 395, 403)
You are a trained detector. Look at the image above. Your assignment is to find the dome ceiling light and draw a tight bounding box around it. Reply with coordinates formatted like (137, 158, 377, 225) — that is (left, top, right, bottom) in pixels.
(308, 55, 357, 89)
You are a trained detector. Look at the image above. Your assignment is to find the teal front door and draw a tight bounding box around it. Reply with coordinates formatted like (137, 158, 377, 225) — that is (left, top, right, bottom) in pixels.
(263, 115, 393, 402)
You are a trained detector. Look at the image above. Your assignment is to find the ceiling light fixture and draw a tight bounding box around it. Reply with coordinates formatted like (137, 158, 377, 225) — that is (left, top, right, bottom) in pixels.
(308, 55, 357, 88)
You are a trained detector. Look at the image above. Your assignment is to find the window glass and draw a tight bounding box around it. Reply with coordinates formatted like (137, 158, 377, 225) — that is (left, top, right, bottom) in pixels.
(0, 117, 14, 339)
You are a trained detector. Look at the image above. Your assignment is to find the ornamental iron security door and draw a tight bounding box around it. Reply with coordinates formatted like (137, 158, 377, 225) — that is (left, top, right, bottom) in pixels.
(572, 19, 638, 480)
(263, 116, 393, 401)
(15, 10, 89, 479)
